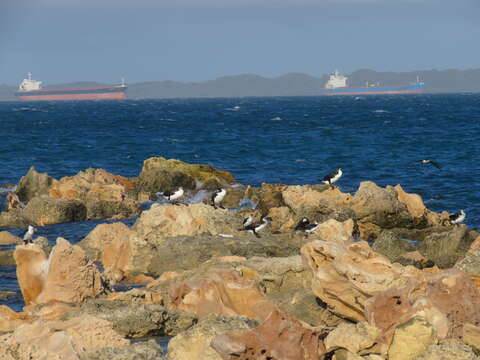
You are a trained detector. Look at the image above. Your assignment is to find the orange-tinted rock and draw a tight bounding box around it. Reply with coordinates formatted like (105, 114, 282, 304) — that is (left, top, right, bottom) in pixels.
(394, 184, 426, 219)
(0, 231, 21, 245)
(15, 238, 105, 306)
(14, 244, 49, 306)
(301, 240, 422, 322)
(313, 218, 354, 244)
(80, 222, 135, 274)
(0, 306, 31, 332)
(16, 166, 58, 203)
(211, 309, 326, 360)
(169, 269, 275, 322)
(282, 185, 352, 213)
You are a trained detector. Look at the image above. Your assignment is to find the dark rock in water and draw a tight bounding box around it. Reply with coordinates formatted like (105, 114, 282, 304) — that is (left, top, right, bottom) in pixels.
(372, 231, 417, 262)
(85, 339, 166, 360)
(85, 199, 141, 220)
(22, 196, 87, 226)
(63, 300, 197, 338)
(136, 168, 196, 196)
(419, 225, 477, 268)
(15, 166, 56, 203)
(0, 249, 15, 267)
(0, 209, 29, 228)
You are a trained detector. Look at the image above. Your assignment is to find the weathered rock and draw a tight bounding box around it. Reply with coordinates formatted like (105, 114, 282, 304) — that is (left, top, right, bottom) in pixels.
(282, 185, 352, 213)
(332, 350, 365, 360)
(0, 209, 29, 228)
(169, 269, 276, 321)
(133, 203, 241, 239)
(0, 315, 128, 360)
(463, 323, 480, 350)
(140, 157, 236, 184)
(23, 196, 87, 226)
(0, 231, 21, 245)
(84, 199, 140, 220)
(0, 305, 31, 332)
(420, 226, 476, 268)
(455, 250, 480, 275)
(417, 340, 479, 360)
(64, 300, 196, 338)
(0, 249, 15, 267)
(167, 314, 258, 360)
(351, 181, 416, 229)
(16, 166, 57, 203)
(137, 168, 196, 196)
(85, 339, 165, 360)
(301, 240, 421, 322)
(211, 309, 326, 360)
(394, 184, 427, 220)
(313, 218, 354, 244)
(388, 317, 438, 360)
(324, 321, 380, 354)
(256, 183, 288, 215)
(79, 222, 135, 275)
(14, 238, 105, 305)
(372, 231, 417, 262)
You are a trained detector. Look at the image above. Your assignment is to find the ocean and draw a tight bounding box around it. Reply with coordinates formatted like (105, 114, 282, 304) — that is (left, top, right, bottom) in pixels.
(0, 94, 479, 310)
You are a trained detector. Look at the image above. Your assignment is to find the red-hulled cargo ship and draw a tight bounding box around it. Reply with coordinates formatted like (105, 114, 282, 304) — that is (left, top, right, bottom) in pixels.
(15, 73, 127, 101)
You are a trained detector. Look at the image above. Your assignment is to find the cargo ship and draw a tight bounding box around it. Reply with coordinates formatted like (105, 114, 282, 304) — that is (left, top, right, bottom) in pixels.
(321, 71, 425, 96)
(15, 73, 127, 101)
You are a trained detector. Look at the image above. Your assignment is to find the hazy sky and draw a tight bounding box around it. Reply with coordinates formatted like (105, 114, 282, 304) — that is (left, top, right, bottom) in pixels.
(0, 0, 479, 85)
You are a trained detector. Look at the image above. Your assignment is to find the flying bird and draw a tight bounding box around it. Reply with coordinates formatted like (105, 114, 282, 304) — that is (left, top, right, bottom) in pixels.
(418, 159, 442, 169)
(321, 168, 342, 189)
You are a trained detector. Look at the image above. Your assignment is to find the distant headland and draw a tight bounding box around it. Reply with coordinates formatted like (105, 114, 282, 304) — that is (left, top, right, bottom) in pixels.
(2, 68, 480, 101)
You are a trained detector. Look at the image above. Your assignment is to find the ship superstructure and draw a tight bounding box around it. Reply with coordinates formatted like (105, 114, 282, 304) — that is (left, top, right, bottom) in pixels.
(322, 71, 425, 95)
(15, 73, 127, 101)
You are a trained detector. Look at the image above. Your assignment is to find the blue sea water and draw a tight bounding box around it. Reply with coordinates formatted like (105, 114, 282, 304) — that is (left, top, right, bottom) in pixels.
(0, 94, 479, 311)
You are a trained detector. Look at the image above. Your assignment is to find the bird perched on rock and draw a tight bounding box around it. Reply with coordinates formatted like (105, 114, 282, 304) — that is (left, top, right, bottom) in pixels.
(211, 188, 227, 209)
(159, 187, 184, 204)
(449, 210, 466, 226)
(418, 159, 442, 169)
(294, 217, 319, 235)
(321, 168, 342, 189)
(243, 216, 272, 238)
(238, 215, 254, 231)
(23, 225, 36, 245)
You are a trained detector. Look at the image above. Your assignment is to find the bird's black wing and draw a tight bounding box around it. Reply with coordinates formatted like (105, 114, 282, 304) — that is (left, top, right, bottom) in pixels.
(322, 171, 336, 182)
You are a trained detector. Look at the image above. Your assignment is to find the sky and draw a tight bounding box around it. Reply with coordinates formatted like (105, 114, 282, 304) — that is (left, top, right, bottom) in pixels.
(0, 0, 479, 85)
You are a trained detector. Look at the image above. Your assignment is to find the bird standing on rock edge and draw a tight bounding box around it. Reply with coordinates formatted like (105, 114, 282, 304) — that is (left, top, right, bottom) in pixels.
(159, 187, 184, 205)
(321, 168, 342, 189)
(23, 225, 36, 245)
(211, 188, 227, 209)
(294, 217, 319, 236)
(243, 216, 272, 238)
(449, 210, 466, 226)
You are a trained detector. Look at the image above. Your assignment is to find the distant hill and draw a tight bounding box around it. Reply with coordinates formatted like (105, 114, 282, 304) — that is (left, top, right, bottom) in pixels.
(2, 68, 480, 101)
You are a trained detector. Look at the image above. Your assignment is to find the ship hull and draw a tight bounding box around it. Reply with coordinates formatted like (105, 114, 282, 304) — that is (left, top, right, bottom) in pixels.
(15, 86, 127, 101)
(321, 83, 425, 96)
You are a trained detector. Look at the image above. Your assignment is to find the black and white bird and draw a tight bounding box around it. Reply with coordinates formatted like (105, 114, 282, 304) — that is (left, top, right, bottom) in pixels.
(159, 187, 184, 204)
(23, 225, 36, 245)
(243, 216, 272, 238)
(321, 168, 343, 189)
(239, 215, 254, 230)
(418, 159, 442, 169)
(449, 210, 466, 226)
(211, 188, 227, 209)
(294, 217, 319, 235)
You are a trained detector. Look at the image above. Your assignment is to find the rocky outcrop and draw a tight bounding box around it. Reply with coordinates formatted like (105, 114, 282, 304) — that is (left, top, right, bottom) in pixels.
(14, 238, 105, 305)
(372, 231, 416, 262)
(0, 231, 21, 245)
(0, 208, 29, 228)
(16, 166, 57, 203)
(167, 314, 258, 360)
(211, 309, 326, 360)
(0, 315, 129, 360)
(23, 196, 87, 226)
(140, 157, 236, 184)
(419, 226, 477, 268)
